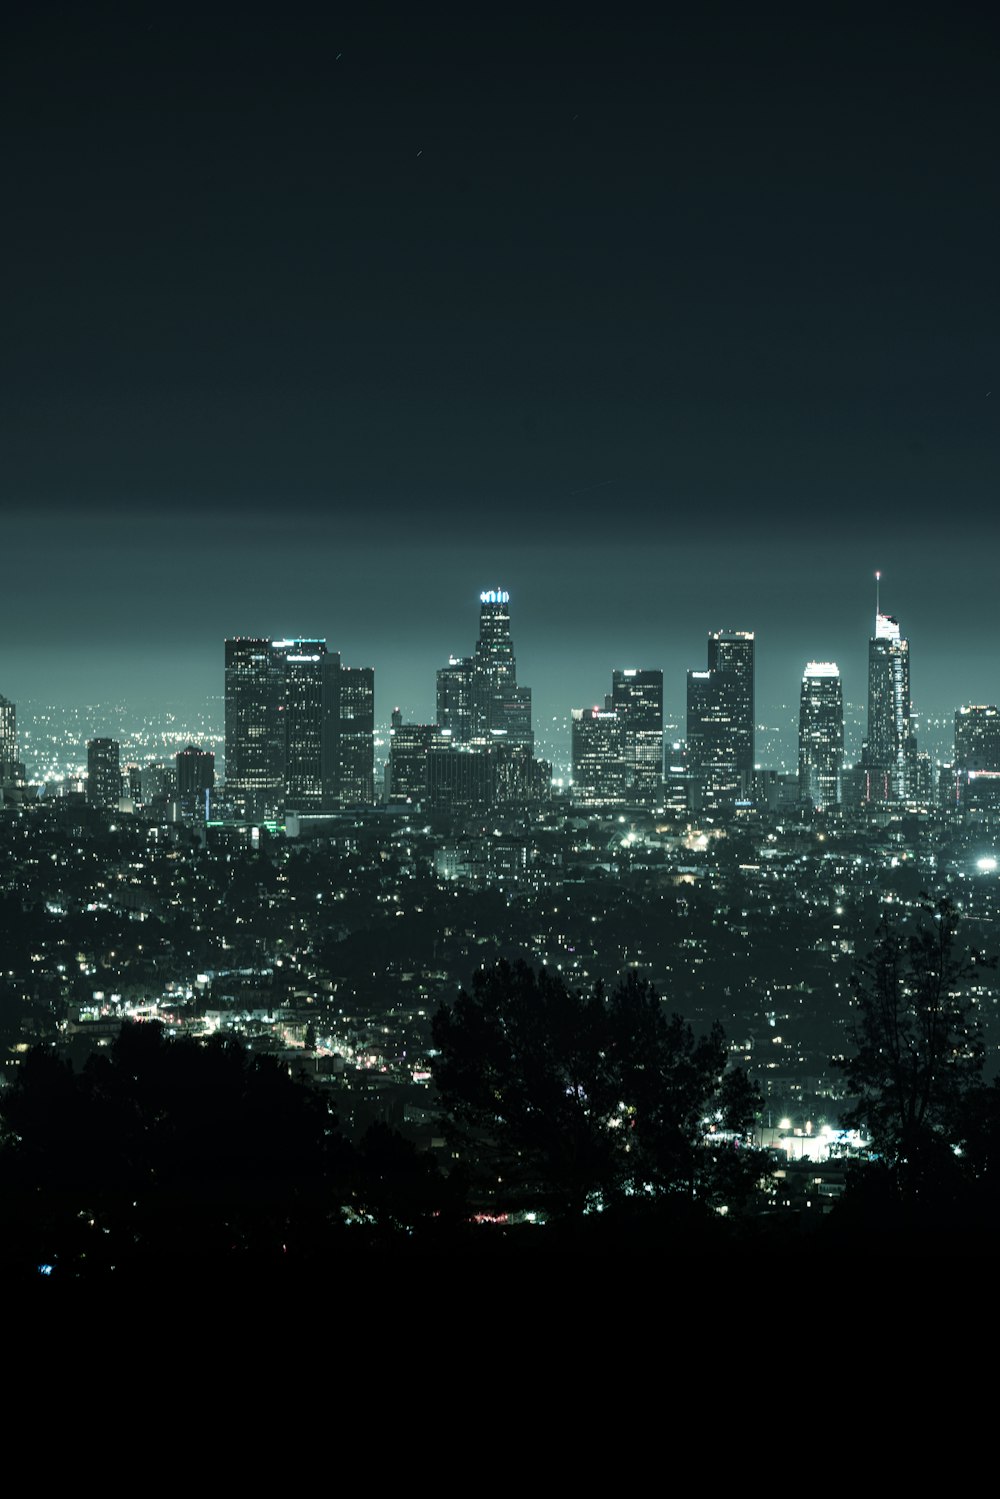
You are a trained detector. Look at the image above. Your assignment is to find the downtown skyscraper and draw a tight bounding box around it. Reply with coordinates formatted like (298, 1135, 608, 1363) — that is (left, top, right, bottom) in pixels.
(686, 631, 755, 809)
(436, 589, 533, 751)
(861, 592, 916, 803)
(224, 638, 286, 819)
(570, 667, 664, 806)
(609, 669, 664, 799)
(224, 637, 374, 818)
(798, 662, 844, 809)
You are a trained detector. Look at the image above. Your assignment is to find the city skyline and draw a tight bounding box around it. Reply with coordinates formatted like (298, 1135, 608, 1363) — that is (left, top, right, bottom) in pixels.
(1, 573, 989, 771)
(3, 10, 998, 747)
(4, 579, 996, 800)
(3, 7, 999, 1262)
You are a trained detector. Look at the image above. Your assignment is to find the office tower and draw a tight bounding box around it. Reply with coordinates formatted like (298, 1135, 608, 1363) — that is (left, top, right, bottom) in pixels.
(953, 705, 1000, 811)
(798, 662, 844, 809)
(87, 737, 121, 810)
(176, 744, 216, 802)
(225, 638, 374, 817)
(610, 669, 664, 799)
(337, 666, 375, 804)
(274, 638, 327, 810)
(224, 638, 285, 818)
(426, 591, 547, 811)
(706, 631, 755, 779)
(0, 695, 23, 787)
(472, 589, 516, 739)
(426, 739, 545, 813)
(663, 753, 690, 815)
(0, 695, 15, 765)
(439, 590, 534, 752)
(861, 590, 916, 802)
(685, 630, 753, 810)
(955, 706, 1000, 770)
(142, 761, 175, 806)
(125, 766, 143, 805)
(320, 652, 343, 807)
(387, 711, 436, 804)
(571, 708, 628, 806)
(437, 657, 475, 743)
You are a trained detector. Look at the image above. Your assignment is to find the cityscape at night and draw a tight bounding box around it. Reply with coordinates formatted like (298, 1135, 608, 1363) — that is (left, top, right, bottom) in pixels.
(2, 7, 999, 1265)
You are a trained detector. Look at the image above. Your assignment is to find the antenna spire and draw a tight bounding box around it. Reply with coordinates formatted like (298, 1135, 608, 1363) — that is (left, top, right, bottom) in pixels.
(875, 569, 881, 618)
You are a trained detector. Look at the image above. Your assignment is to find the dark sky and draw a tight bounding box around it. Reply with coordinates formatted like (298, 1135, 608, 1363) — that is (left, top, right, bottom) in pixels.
(3, 5, 998, 759)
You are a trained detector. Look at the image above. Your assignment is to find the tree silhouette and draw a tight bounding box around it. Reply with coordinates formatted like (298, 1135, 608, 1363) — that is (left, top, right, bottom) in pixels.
(0, 1023, 349, 1277)
(431, 961, 762, 1220)
(837, 896, 988, 1194)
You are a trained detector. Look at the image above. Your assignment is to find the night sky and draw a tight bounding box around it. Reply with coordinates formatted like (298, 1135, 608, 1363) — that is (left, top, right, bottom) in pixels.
(3, 6, 998, 760)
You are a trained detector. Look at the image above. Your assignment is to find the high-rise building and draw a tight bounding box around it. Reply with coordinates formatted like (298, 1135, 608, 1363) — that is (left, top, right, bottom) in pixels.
(861, 594, 916, 802)
(436, 657, 475, 743)
(387, 710, 437, 804)
(225, 638, 375, 817)
(273, 638, 327, 811)
(955, 706, 1000, 770)
(685, 630, 754, 809)
(798, 662, 844, 809)
(707, 632, 755, 779)
(609, 669, 663, 799)
(142, 761, 175, 806)
(442, 590, 533, 752)
(423, 592, 547, 811)
(337, 666, 375, 805)
(87, 738, 121, 810)
(953, 705, 1000, 812)
(472, 590, 516, 738)
(224, 638, 285, 819)
(0, 695, 23, 787)
(176, 744, 216, 807)
(571, 708, 628, 806)
(0, 695, 16, 766)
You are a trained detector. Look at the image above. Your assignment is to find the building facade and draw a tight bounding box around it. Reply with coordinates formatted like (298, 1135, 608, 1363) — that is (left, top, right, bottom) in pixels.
(87, 738, 121, 810)
(953, 705, 1000, 811)
(225, 637, 374, 818)
(571, 708, 628, 806)
(336, 665, 376, 805)
(438, 590, 534, 753)
(224, 638, 286, 819)
(270, 639, 327, 811)
(0, 695, 23, 787)
(609, 668, 664, 799)
(861, 610, 916, 802)
(685, 631, 754, 809)
(176, 744, 216, 809)
(798, 662, 844, 809)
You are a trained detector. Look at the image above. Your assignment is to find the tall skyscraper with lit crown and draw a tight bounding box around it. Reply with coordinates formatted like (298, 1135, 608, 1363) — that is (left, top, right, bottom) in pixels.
(861, 579, 916, 802)
(438, 589, 533, 752)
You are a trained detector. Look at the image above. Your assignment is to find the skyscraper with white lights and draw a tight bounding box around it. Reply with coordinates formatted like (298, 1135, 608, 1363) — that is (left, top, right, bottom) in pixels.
(798, 662, 844, 808)
(862, 585, 916, 802)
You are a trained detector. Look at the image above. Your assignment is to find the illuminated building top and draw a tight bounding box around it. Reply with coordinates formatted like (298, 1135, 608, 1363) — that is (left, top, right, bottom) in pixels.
(480, 589, 509, 604)
(804, 661, 840, 678)
(875, 613, 901, 641)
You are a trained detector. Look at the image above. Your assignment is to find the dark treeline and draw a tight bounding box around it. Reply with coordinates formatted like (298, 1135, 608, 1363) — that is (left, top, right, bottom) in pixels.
(4, 899, 1000, 1275)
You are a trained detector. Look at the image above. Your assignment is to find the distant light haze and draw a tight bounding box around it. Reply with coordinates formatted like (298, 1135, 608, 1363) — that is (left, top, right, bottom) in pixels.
(2, 10, 997, 761)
